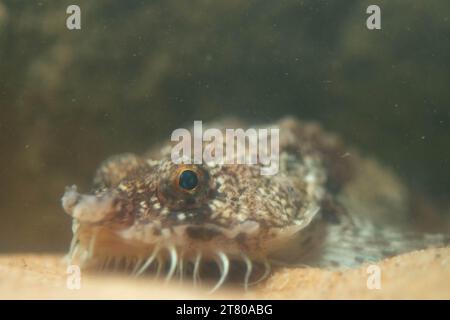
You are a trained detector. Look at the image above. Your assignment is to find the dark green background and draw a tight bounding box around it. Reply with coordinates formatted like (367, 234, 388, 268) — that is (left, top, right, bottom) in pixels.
(1, 0, 449, 252)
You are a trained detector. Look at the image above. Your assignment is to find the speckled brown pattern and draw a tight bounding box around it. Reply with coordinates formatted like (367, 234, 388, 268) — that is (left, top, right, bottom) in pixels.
(60, 117, 449, 289)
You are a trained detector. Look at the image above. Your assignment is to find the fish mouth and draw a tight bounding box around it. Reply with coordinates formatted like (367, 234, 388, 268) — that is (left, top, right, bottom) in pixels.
(62, 186, 301, 291)
(62, 185, 118, 223)
(66, 220, 276, 292)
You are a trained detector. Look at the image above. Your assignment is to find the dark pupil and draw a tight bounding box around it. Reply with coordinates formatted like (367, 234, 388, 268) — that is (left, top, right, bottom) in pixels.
(179, 170, 198, 190)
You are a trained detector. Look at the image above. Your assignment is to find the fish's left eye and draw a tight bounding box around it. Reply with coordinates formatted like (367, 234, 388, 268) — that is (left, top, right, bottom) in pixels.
(178, 170, 198, 190)
(157, 164, 212, 210)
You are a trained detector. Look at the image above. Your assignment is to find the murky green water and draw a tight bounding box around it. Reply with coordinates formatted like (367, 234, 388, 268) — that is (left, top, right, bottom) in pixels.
(0, 1, 449, 252)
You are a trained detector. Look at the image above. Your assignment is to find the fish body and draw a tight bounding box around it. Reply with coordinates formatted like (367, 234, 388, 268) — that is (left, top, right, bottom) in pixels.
(61, 117, 449, 289)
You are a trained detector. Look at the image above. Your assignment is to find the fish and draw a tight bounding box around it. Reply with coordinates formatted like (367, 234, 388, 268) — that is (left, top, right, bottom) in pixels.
(61, 116, 449, 291)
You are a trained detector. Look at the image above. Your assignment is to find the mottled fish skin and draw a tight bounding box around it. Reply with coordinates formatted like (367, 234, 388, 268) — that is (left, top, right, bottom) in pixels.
(61, 116, 449, 287)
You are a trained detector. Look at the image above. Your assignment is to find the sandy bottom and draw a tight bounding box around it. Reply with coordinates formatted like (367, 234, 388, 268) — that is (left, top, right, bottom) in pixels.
(0, 247, 449, 299)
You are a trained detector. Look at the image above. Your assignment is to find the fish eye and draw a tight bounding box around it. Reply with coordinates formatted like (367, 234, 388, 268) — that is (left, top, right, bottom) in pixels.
(178, 169, 198, 190)
(157, 164, 211, 210)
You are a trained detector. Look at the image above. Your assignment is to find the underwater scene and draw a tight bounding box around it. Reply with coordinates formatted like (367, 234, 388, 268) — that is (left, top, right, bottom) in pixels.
(0, 1, 449, 301)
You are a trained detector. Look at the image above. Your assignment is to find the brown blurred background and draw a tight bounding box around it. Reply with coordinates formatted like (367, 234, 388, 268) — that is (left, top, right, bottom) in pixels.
(0, 0, 449, 252)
